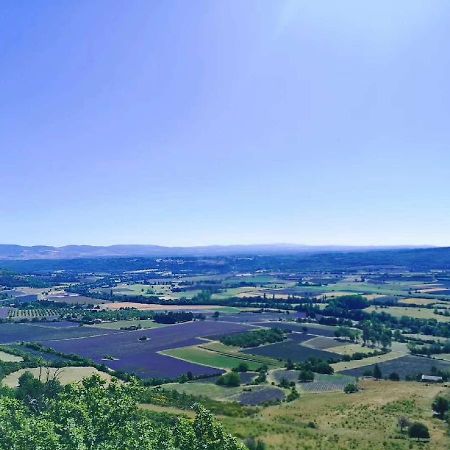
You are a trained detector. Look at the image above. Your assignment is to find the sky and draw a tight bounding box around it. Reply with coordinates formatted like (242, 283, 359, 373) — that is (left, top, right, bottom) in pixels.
(1, 1, 450, 247)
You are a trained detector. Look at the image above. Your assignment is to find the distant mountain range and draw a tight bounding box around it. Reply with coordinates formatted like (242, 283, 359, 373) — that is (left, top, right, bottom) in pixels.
(0, 244, 431, 260)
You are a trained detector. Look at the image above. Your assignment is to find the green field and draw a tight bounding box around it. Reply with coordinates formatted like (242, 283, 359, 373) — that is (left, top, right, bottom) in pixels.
(200, 341, 281, 367)
(162, 345, 268, 370)
(88, 319, 166, 330)
(164, 381, 243, 401)
(364, 305, 450, 322)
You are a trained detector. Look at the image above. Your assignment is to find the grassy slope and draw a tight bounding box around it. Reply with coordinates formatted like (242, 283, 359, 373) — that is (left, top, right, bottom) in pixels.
(221, 380, 450, 450)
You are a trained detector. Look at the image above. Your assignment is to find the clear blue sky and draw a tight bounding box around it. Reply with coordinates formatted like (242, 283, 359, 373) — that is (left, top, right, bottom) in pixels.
(1, 1, 450, 247)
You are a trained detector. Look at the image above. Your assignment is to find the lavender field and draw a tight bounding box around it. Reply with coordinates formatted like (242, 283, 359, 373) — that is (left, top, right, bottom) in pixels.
(41, 320, 254, 379)
(0, 322, 118, 344)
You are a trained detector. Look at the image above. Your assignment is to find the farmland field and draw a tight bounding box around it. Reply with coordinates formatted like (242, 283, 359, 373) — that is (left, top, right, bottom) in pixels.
(41, 320, 255, 379)
(0, 322, 118, 344)
(161, 345, 266, 370)
(302, 336, 346, 350)
(220, 380, 450, 449)
(88, 319, 166, 330)
(271, 322, 339, 337)
(237, 386, 285, 405)
(242, 339, 341, 363)
(364, 305, 450, 322)
(332, 351, 406, 372)
(0, 350, 23, 362)
(341, 355, 450, 379)
(2, 366, 113, 387)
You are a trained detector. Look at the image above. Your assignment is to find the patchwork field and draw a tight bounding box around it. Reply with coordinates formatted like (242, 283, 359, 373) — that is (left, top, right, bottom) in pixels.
(340, 355, 450, 379)
(220, 380, 450, 450)
(41, 320, 255, 379)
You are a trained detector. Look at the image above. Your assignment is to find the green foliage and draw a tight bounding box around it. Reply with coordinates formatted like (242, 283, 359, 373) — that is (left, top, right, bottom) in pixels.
(278, 377, 290, 389)
(244, 437, 267, 450)
(432, 396, 449, 419)
(0, 375, 247, 450)
(372, 364, 382, 379)
(334, 326, 361, 342)
(232, 363, 249, 373)
(141, 385, 257, 418)
(217, 372, 241, 387)
(286, 387, 300, 402)
(343, 383, 358, 394)
(388, 372, 400, 381)
(329, 295, 368, 310)
(220, 328, 285, 348)
(298, 369, 314, 382)
(407, 422, 430, 440)
(296, 358, 334, 375)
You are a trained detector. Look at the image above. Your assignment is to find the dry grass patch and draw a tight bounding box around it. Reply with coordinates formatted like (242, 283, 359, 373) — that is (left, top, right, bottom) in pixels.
(2, 367, 113, 388)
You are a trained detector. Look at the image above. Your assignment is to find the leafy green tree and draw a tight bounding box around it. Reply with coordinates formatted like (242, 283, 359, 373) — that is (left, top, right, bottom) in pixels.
(373, 364, 382, 379)
(408, 422, 430, 441)
(298, 369, 314, 382)
(344, 383, 358, 394)
(217, 372, 241, 387)
(0, 375, 247, 450)
(388, 372, 400, 381)
(432, 396, 449, 419)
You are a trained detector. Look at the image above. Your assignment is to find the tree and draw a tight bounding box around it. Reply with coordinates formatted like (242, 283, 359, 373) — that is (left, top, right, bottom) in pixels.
(408, 422, 430, 441)
(285, 359, 295, 370)
(0, 375, 247, 450)
(298, 369, 314, 383)
(398, 416, 410, 432)
(216, 372, 241, 387)
(286, 387, 300, 402)
(388, 372, 400, 381)
(245, 437, 267, 450)
(232, 363, 249, 373)
(373, 364, 382, 379)
(344, 383, 358, 394)
(432, 396, 449, 419)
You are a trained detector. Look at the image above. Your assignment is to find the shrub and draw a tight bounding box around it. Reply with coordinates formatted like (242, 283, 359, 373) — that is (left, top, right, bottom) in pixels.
(344, 383, 358, 394)
(408, 422, 430, 441)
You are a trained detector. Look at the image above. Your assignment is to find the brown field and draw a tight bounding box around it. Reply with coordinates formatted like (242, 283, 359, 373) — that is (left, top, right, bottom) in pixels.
(102, 302, 228, 311)
(399, 298, 438, 306)
(2, 367, 113, 388)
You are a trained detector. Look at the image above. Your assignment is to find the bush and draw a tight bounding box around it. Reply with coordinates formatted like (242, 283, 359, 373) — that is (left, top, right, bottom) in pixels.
(244, 437, 267, 450)
(344, 383, 358, 394)
(216, 372, 241, 387)
(389, 372, 400, 381)
(298, 369, 314, 383)
(286, 387, 300, 402)
(408, 422, 430, 441)
(432, 396, 449, 419)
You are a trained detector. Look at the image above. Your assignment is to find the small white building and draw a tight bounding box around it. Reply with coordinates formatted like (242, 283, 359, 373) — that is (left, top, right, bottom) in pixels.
(421, 375, 443, 383)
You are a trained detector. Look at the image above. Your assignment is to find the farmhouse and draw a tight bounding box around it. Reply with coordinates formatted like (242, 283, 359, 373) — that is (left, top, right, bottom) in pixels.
(421, 374, 443, 383)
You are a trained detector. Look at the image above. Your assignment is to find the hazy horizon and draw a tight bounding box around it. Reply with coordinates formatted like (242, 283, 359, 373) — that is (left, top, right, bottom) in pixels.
(2, 1, 450, 247)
